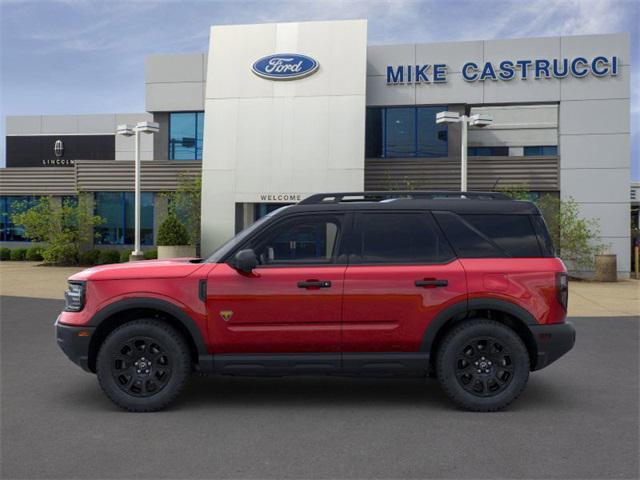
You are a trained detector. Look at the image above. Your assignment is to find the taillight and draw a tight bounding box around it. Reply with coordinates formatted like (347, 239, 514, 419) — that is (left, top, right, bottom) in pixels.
(556, 272, 568, 310)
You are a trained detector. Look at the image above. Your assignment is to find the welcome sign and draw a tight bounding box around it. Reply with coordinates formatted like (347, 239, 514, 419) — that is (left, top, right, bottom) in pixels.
(386, 55, 620, 84)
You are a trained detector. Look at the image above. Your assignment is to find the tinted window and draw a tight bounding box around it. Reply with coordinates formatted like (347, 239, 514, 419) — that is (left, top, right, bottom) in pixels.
(169, 112, 204, 160)
(434, 211, 504, 258)
(95, 192, 154, 245)
(434, 211, 542, 258)
(462, 215, 541, 257)
(364, 106, 448, 158)
(386, 108, 415, 157)
(417, 107, 448, 157)
(531, 215, 555, 257)
(524, 145, 558, 156)
(468, 146, 509, 156)
(358, 213, 453, 264)
(0, 196, 39, 242)
(253, 216, 341, 265)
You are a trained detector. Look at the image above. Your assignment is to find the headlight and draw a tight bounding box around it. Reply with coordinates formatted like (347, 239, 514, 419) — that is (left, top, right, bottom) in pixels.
(64, 281, 86, 312)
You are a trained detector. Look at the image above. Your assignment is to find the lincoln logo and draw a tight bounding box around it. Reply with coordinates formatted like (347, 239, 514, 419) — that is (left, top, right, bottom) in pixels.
(54, 139, 64, 158)
(252, 53, 319, 80)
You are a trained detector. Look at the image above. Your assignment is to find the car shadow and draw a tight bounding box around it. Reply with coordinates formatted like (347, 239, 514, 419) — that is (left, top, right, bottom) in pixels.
(171, 373, 576, 412)
(55, 372, 577, 413)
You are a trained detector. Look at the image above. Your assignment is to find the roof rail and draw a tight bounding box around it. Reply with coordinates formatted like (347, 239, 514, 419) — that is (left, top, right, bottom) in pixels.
(298, 191, 511, 205)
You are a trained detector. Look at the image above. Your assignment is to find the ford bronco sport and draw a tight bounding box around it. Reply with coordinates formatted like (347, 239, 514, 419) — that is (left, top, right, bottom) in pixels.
(56, 191, 575, 412)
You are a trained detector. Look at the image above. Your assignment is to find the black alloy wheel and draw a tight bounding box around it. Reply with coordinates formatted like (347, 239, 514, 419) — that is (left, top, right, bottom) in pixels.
(97, 319, 191, 412)
(436, 319, 530, 412)
(110, 336, 173, 398)
(454, 337, 514, 397)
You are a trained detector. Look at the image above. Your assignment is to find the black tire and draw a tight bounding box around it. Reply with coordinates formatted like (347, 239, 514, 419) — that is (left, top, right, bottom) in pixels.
(96, 319, 191, 412)
(436, 319, 529, 412)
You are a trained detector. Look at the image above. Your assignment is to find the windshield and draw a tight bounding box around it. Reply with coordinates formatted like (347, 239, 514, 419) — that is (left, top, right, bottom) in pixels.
(205, 205, 292, 263)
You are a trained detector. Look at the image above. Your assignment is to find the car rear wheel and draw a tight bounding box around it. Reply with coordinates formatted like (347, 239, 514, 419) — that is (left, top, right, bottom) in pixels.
(436, 319, 530, 412)
(96, 319, 191, 412)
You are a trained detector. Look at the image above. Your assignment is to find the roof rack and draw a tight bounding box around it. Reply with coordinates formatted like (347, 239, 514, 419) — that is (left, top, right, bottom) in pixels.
(298, 191, 511, 205)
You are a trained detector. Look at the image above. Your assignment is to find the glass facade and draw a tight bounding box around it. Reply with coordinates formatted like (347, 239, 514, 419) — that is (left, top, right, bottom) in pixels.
(95, 192, 154, 245)
(468, 146, 509, 156)
(365, 106, 448, 158)
(524, 146, 558, 156)
(169, 112, 204, 160)
(0, 196, 38, 242)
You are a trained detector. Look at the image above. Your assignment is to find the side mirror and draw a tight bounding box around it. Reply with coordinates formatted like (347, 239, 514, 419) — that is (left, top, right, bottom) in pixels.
(233, 249, 258, 273)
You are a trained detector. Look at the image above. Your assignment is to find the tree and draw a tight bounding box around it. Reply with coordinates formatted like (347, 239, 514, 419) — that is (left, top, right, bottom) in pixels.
(163, 173, 201, 249)
(11, 196, 104, 265)
(499, 185, 605, 270)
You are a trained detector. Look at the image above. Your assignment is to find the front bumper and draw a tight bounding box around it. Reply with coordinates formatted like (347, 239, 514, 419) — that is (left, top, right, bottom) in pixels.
(530, 321, 576, 371)
(55, 316, 95, 373)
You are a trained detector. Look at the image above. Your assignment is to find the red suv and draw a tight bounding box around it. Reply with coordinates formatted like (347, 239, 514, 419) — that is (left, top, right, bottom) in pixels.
(56, 191, 575, 412)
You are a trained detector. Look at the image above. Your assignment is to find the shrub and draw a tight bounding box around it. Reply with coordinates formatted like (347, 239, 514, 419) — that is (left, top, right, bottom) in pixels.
(157, 214, 190, 246)
(144, 249, 158, 260)
(10, 248, 27, 261)
(79, 249, 101, 266)
(120, 250, 131, 263)
(25, 246, 44, 261)
(42, 243, 79, 266)
(10, 196, 104, 265)
(0, 248, 11, 261)
(97, 250, 120, 265)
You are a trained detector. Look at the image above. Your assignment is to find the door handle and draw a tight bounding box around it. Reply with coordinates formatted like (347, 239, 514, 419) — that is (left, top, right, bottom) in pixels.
(415, 279, 448, 288)
(297, 280, 332, 289)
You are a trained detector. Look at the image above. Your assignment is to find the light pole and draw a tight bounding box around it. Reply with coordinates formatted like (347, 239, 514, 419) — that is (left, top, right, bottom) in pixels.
(116, 121, 159, 261)
(436, 111, 492, 192)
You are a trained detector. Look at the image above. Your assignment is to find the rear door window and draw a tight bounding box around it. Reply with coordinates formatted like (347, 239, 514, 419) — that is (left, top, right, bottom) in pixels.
(434, 211, 542, 258)
(356, 212, 454, 264)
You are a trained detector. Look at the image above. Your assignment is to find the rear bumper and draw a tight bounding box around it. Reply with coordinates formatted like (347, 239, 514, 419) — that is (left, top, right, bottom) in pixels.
(530, 321, 576, 371)
(55, 316, 95, 373)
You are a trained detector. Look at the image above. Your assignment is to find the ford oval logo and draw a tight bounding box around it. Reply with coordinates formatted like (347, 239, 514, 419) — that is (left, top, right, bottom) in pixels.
(252, 53, 319, 80)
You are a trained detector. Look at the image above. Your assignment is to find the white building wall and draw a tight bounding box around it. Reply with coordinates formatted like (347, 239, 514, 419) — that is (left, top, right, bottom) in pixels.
(200, 20, 367, 254)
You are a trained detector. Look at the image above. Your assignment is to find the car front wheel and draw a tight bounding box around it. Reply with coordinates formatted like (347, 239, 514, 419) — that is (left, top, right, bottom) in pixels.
(96, 319, 191, 412)
(436, 319, 530, 412)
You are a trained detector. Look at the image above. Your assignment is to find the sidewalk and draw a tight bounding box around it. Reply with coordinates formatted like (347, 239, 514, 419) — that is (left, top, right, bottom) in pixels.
(0, 261, 638, 317)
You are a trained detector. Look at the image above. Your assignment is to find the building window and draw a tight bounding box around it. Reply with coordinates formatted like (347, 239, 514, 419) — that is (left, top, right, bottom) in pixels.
(365, 106, 448, 158)
(95, 192, 154, 245)
(524, 146, 558, 156)
(169, 112, 204, 160)
(468, 146, 509, 156)
(0, 196, 38, 242)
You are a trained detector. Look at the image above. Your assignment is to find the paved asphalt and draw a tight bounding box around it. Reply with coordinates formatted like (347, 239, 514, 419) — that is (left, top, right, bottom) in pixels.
(1, 296, 638, 480)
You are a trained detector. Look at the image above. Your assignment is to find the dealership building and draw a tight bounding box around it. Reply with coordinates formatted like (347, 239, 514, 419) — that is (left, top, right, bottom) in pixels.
(0, 20, 632, 276)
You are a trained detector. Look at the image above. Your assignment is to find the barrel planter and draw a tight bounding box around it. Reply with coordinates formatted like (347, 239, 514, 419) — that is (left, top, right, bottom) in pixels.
(157, 245, 196, 259)
(594, 254, 617, 282)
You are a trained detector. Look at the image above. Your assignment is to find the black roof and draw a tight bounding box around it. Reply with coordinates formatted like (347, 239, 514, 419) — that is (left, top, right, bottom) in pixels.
(281, 191, 541, 216)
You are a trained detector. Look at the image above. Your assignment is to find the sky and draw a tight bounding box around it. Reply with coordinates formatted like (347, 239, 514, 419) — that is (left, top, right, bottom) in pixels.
(1, 0, 638, 179)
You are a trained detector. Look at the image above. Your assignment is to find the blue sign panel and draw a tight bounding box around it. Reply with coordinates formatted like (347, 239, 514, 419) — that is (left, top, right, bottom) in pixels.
(386, 55, 620, 84)
(252, 53, 319, 80)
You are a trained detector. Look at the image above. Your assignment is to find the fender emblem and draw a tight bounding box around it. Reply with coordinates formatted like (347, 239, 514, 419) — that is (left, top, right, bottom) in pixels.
(219, 310, 233, 322)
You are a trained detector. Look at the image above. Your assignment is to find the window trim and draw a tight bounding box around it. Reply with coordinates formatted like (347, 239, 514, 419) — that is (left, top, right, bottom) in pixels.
(349, 210, 457, 266)
(224, 212, 351, 268)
